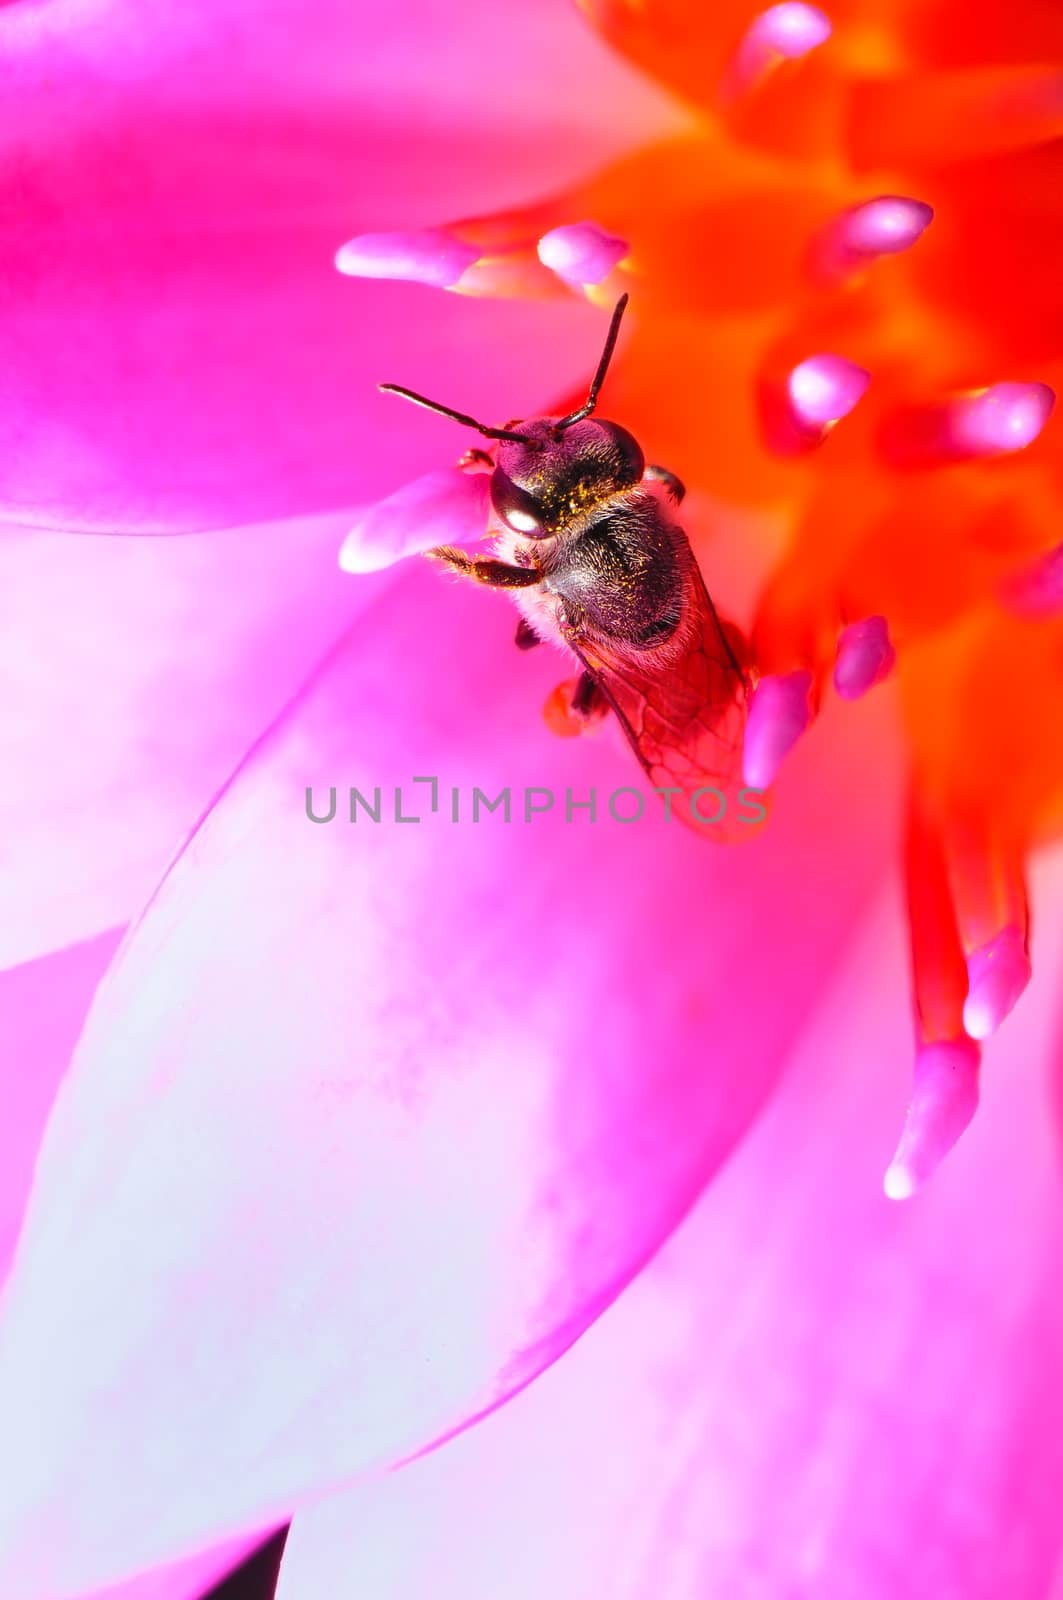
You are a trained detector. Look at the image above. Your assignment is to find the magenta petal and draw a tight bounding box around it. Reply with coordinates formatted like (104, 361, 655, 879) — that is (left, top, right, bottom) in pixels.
(1, 0, 675, 532)
(274, 874, 1063, 1600)
(339, 470, 490, 572)
(0, 569, 897, 1597)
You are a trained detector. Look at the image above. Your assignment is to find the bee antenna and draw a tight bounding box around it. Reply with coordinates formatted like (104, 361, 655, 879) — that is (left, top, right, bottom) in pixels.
(555, 293, 629, 431)
(377, 384, 539, 447)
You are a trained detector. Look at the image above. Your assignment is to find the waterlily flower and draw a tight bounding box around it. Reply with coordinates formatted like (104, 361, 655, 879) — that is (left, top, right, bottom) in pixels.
(1, 2, 1062, 1600)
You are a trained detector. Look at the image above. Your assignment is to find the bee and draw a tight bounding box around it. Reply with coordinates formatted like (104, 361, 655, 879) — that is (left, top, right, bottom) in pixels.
(380, 295, 755, 833)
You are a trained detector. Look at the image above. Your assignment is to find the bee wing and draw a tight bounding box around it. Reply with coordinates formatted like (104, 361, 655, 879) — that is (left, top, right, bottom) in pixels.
(568, 561, 756, 837)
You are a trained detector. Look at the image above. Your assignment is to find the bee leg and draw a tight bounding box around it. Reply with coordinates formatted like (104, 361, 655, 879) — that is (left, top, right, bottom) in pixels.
(644, 463, 686, 503)
(514, 618, 540, 650)
(427, 545, 542, 589)
(543, 671, 609, 738)
(572, 671, 606, 717)
(457, 447, 494, 473)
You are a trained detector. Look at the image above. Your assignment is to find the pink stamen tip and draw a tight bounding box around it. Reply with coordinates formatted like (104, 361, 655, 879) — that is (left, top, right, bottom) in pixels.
(949, 382, 1055, 456)
(335, 229, 481, 290)
(537, 222, 629, 289)
(1000, 541, 1063, 617)
(747, 2, 832, 58)
(883, 1037, 980, 1201)
(339, 469, 490, 573)
(962, 924, 1031, 1041)
(833, 615, 896, 701)
(814, 196, 933, 280)
(724, 3, 831, 101)
(788, 354, 870, 428)
(742, 670, 813, 789)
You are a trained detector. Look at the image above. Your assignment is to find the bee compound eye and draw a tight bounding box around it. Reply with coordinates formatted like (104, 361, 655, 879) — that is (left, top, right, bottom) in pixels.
(490, 470, 547, 537)
(601, 422, 645, 485)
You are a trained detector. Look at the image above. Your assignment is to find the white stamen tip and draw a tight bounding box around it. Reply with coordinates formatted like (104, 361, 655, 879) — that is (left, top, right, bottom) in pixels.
(338, 470, 490, 573)
(537, 222, 629, 289)
(962, 925, 1031, 1040)
(742, 671, 814, 789)
(335, 230, 480, 290)
(723, 3, 831, 103)
(950, 382, 1055, 456)
(883, 1037, 980, 1201)
(788, 354, 871, 427)
(814, 196, 933, 281)
(749, 3, 832, 58)
(882, 1162, 917, 1202)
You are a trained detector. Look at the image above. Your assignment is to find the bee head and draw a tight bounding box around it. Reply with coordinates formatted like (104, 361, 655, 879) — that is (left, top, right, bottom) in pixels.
(490, 418, 645, 537)
(379, 295, 638, 539)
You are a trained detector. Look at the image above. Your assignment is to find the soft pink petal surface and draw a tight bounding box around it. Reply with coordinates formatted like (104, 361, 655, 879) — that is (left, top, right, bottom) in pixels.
(0, 565, 897, 1597)
(0, 935, 267, 1599)
(0, 0, 682, 532)
(0, 933, 121, 1284)
(0, 513, 356, 969)
(276, 846, 1063, 1600)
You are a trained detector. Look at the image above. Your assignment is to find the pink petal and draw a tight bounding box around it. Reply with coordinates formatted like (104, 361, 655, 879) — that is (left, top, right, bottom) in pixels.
(0, 943, 269, 1600)
(0, 567, 898, 1597)
(339, 470, 490, 573)
(1, 0, 676, 532)
(0, 935, 121, 1287)
(275, 850, 1063, 1600)
(0, 514, 365, 969)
